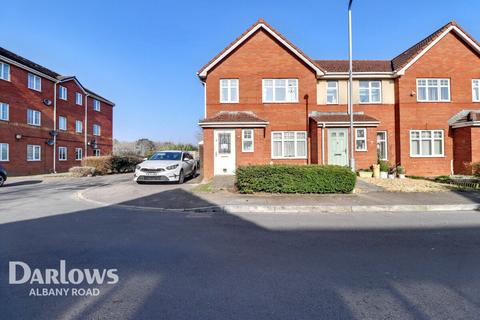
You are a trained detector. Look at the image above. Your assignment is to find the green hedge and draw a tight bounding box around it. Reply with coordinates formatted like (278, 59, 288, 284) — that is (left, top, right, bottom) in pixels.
(236, 165, 356, 194)
(81, 155, 143, 175)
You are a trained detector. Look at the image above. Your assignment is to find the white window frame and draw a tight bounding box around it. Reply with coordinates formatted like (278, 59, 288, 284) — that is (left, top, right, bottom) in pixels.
(93, 149, 101, 157)
(355, 128, 367, 151)
(58, 147, 67, 161)
(359, 80, 382, 104)
(271, 131, 307, 159)
(220, 79, 239, 103)
(326, 80, 338, 104)
(0, 143, 9, 161)
(416, 78, 450, 102)
(0, 102, 9, 121)
(472, 79, 480, 102)
(376, 131, 388, 161)
(27, 109, 41, 126)
(59, 86, 67, 100)
(75, 148, 83, 161)
(28, 73, 41, 91)
(0, 62, 10, 81)
(262, 79, 299, 103)
(93, 99, 101, 111)
(75, 120, 83, 133)
(242, 129, 254, 152)
(409, 130, 444, 157)
(76, 92, 83, 105)
(59, 116, 67, 131)
(93, 124, 101, 136)
(27, 145, 41, 161)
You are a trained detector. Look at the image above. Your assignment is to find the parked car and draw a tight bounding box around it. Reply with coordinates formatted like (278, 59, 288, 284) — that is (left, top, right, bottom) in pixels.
(134, 151, 198, 184)
(0, 165, 7, 187)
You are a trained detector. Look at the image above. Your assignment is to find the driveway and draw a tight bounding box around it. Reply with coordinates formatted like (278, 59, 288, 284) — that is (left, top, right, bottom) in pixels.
(2, 174, 480, 319)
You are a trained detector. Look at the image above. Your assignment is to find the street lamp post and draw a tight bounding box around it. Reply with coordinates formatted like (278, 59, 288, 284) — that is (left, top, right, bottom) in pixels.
(348, 0, 355, 171)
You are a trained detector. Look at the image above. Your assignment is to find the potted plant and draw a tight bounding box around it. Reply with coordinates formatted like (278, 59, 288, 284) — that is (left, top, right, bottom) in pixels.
(388, 166, 396, 179)
(379, 160, 389, 179)
(358, 168, 373, 178)
(397, 165, 406, 179)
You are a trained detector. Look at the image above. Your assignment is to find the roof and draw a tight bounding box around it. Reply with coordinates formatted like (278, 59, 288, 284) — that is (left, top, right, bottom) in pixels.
(449, 109, 480, 128)
(392, 21, 480, 74)
(315, 60, 393, 73)
(200, 111, 267, 123)
(0, 47, 114, 106)
(310, 112, 379, 123)
(197, 18, 325, 79)
(0, 47, 60, 78)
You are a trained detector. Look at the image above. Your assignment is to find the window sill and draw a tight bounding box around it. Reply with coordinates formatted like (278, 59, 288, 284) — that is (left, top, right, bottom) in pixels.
(262, 101, 299, 104)
(27, 124, 41, 127)
(220, 101, 239, 104)
(355, 149, 368, 152)
(416, 100, 451, 103)
(0, 160, 9, 162)
(359, 102, 383, 105)
(28, 88, 42, 92)
(27, 159, 41, 162)
(271, 157, 307, 160)
(409, 155, 445, 158)
(0, 78, 11, 82)
(242, 150, 254, 153)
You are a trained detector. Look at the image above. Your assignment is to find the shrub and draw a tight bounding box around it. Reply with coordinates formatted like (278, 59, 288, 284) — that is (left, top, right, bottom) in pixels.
(81, 156, 113, 175)
(472, 162, 480, 177)
(236, 165, 356, 194)
(378, 160, 390, 172)
(69, 166, 96, 177)
(396, 165, 405, 174)
(111, 155, 143, 173)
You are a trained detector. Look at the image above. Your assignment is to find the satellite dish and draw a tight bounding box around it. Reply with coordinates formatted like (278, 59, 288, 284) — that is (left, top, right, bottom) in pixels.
(43, 99, 52, 106)
(49, 130, 58, 137)
(46, 139, 54, 146)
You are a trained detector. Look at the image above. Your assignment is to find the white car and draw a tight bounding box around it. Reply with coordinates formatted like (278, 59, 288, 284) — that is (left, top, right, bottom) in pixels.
(134, 151, 198, 184)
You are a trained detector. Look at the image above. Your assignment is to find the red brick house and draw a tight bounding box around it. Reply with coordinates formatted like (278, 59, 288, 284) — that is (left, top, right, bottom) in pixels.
(198, 19, 480, 179)
(0, 47, 114, 176)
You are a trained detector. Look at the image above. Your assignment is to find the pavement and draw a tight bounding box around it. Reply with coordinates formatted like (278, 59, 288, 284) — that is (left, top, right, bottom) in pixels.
(76, 174, 480, 213)
(2, 174, 480, 319)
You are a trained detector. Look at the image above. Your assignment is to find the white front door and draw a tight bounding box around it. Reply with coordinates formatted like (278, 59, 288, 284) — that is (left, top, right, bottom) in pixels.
(214, 129, 236, 175)
(328, 128, 349, 166)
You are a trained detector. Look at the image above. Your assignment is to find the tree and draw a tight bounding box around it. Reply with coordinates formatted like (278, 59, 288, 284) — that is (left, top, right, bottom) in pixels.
(135, 138, 155, 156)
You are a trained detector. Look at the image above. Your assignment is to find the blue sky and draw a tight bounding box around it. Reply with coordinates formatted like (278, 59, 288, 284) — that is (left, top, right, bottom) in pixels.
(1, 0, 479, 143)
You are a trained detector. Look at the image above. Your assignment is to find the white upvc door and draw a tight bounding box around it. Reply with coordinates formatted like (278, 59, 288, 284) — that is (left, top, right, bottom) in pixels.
(328, 128, 349, 166)
(214, 129, 236, 175)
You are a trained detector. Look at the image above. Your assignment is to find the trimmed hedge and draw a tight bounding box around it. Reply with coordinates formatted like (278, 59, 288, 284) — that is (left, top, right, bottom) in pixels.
(236, 164, 356, 194)
(69, 166, 96, 177)
(81, 155, 143, 175)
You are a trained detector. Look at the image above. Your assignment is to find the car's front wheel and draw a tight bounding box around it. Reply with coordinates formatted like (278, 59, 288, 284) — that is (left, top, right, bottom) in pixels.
(177, 170, 184, 184)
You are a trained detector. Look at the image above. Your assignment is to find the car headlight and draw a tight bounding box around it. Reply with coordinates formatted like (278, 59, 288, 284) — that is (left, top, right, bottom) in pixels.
(166, 164, 179, 170)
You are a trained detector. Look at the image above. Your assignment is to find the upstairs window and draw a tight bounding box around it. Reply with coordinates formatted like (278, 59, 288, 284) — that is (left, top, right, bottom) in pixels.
(220, 79, 239, 103)
(326, 81, 338, 104)
(0, 62, 10, 81)
(76, 92, 83, 105)
(59, 116, 67, 131)
(93, 124, 101, 136)
(263, 79, 298, 103)
(242, 129, 254, 152)
(410, 130, 444, 157)
(473, 80, 480, 102)
(75, 120, 83, 133)
(359, 80, 381, 103)
(59, 86, 67, 100)
(417, 78, 450, 102)
(28, 73, 41, 91)
(0, 102, 9, 121)
(27, 109, 41, 126)
(93, 99, 101, 111)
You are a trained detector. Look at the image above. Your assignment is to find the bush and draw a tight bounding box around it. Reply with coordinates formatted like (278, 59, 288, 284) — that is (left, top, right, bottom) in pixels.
(472, 162, 480, 177)
(69, 166, 96, 177)
(378, 160, 390, 172)
(396, 165, 405, 174)
(236, 165, 356, 194)
(111, 155, 143, 173)
(81, 155, 143, 175)
(82, 156, 113, 175)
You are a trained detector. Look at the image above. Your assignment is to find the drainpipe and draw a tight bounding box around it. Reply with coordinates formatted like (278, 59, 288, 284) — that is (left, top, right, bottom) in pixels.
(321, 122, 326, 165)
(53, 81, 59, 173)
(84, 94, 89, 155)
(348, 0, 355, 171)
(202, 80, 207, 118)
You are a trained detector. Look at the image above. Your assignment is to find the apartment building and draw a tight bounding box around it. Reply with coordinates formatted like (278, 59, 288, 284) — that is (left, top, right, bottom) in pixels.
(198, 19, 480, 179)
(0, 47, 114, 176)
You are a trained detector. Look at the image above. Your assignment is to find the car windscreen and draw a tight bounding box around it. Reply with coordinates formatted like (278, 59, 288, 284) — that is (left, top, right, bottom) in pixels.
(149, 152, 182, 161)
